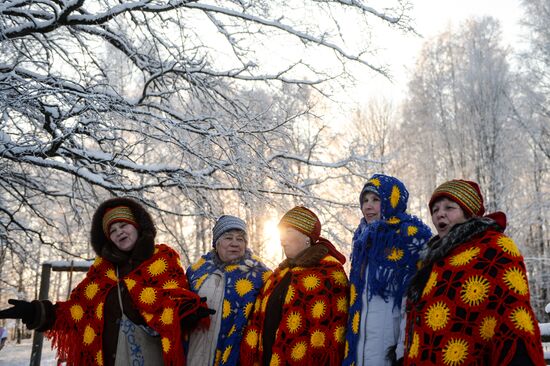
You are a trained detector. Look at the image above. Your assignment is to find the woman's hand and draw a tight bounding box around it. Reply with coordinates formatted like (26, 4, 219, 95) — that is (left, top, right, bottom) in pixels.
(0, 299, 36, 325)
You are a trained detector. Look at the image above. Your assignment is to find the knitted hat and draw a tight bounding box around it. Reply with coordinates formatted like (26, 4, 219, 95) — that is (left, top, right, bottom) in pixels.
(429, 179, 485, 217)
(212, 215, 248, 246)
(102, 206, 138, 235)
(278, 206, 321, 243)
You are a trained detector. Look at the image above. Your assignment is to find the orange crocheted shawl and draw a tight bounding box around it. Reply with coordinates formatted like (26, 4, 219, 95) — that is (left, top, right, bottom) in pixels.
(47, 244, 202, 366)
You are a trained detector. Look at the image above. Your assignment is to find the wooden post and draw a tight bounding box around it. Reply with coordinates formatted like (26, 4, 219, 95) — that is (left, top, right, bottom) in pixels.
(29, 263, 51, 366)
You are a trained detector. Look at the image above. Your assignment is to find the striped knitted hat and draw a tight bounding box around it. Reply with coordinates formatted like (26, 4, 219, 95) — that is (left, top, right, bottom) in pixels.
(212, 215, 248, 246)
(278, 206, 321, 242)
(102, 206, 138, 235)
(429, 179, 485, 217)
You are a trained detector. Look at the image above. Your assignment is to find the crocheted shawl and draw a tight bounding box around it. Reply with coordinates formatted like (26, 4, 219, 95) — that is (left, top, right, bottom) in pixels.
(403, 218, 545, 366)
(47, 244, 203, 366)
(240, 243, 349, 366)
(343, 175, 431, 366)
(186, 249, 270, 366)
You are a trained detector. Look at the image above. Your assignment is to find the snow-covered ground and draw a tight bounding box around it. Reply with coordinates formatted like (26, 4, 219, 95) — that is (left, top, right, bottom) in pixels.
(0, 338, 57, 366)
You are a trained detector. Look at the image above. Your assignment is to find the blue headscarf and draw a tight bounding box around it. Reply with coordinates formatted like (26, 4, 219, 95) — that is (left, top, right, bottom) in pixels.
(343, 174, 432, 366)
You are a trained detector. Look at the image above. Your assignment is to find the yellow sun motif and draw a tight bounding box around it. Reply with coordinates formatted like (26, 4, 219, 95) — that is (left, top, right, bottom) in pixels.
(352, 310, 360, 334)
(311, 299, 327, 319)
(160, 307, 174, 325)
(425, 301, 450, 331)
(334, 325, 345, 343)
(85, 282, 99, 300)
(195, 273, 208, 290)
(105, 269, 117, 281)
(387, 217, 401, 225)
(286, 311, 303, 333)
(503, 267, 528, 295)
(345, 341, 349, 358)
(409, 332, 420, 358)
(235, 278, 254, 297)
(461, 275, 490, 306)
(510, 307, 534, 334)
(369, 178, 381, 187)
(96, 302, 103, 320)
(243, 302, 253, 318)
(279, 267, 289, 278)
(163, 280, 179, 289)
(407, 226, 419, 236)
(323, 256, 341, 264)
(93, 257, 103, 267)
(442, 338, 469, 366)
(245, 329, 259, 347)
(124, 278, 136, 291)
(310, 330, 326, 348)
(336, 296, 348, 313)
(191, 257, 205, 271)
(225, 264, 238, 272)
(390, 185, 401, 208)
(96, 350, 103, 366)
(387, 247, 405, 262)
(262, 271, 272, 282)
(331, 270, 348, 286)
(162, 337, 171, 353)
(264, 278, 273, 291)
(422, 271, 438, 297)
(291, 341, 307, 361)
(70, 304, 84, 322)
(223, 299, 231, 319)
(222, 345, 232, 363)
(139, 287, 157, 305)
(350, 284, 357, 305)
(450, 247, 480, 266)
(215, 350, 221, 365)
(497, 236, 520, 257)
(302, 274, 321, 291)
(148, 258, 168, 276)
(83, 325, 96, 346)
(269, 353, 281, 366)
(142, 312, 154, 322)
(479, 316, 497, 340)
(228, 324, 236, 337)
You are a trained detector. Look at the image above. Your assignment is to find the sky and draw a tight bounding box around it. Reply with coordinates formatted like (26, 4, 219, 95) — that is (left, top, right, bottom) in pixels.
(347, 0, 525, 104)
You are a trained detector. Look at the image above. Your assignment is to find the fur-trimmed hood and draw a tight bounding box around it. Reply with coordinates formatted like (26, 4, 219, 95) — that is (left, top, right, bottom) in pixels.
(90, 197, 156, 264)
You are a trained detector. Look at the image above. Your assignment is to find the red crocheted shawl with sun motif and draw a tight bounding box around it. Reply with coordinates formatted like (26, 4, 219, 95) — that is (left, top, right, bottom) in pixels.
(404, 229, 545, 366)
(47, 244, 202, 366)
(240, 253, 349, 366)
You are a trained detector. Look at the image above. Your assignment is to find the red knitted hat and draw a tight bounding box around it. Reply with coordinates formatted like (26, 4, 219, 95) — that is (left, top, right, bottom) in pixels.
(429, 179, 485, 217)
(102, 206, 139, 235)
(278, 206, 321, 242)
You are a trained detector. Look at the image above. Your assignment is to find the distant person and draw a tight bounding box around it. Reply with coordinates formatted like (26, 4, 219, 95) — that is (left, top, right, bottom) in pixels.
(0, 197, 212, 366)
(0, 326, 7, 351)
(403, 179, 545, 365)
(186, 215, 270, 365)
(240, 206, 349, 365)
(343, 174, 432, 366)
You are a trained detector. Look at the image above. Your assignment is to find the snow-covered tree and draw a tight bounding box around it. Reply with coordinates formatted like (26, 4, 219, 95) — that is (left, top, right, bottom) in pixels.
(0, 0, 415, 285)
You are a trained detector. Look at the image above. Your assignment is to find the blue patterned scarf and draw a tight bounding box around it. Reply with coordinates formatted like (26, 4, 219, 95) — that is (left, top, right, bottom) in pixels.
(343, 174, 432, 366)
(186, 249, 270, 366)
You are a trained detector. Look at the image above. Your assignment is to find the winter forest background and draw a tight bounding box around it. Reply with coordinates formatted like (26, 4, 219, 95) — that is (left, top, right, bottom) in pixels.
(0, 0, 548, 344)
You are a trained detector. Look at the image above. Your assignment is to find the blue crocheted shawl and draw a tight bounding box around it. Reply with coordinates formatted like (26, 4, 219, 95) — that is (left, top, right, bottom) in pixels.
(343, 174, 432, 366)
(186, 249, 270, 366)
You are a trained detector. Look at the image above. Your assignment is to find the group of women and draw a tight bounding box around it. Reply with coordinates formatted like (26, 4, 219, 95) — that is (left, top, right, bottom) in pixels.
(0, 175, 545, 365)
